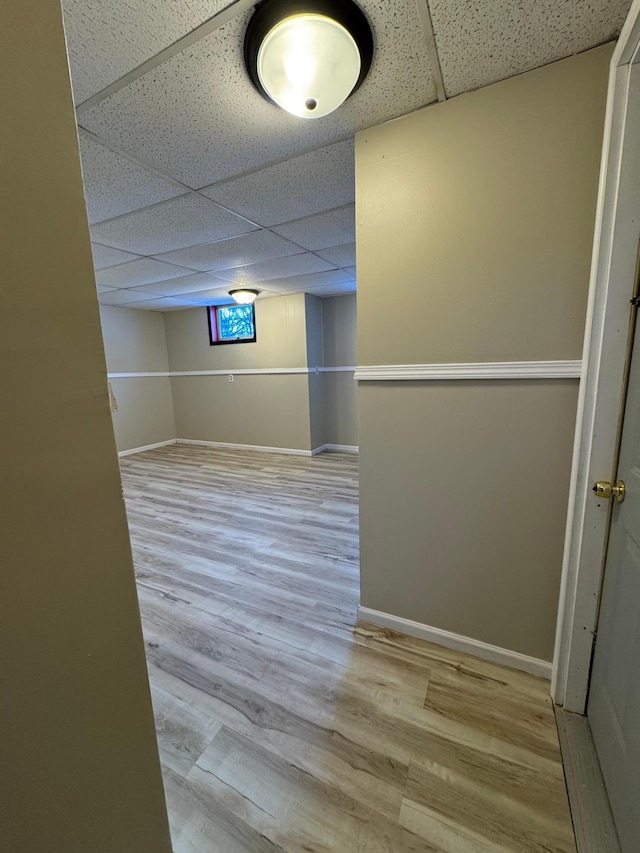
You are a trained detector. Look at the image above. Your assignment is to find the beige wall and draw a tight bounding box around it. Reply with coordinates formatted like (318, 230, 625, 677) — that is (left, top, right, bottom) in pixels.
(166, 295, 313, 450)
(305, 294, 325, 368)
(358, 44, 612, 366)
(359, 381, 578, 659)
(323, 294, 357, 367)
(1, 2, 171, 849)
(109, 375, 176, 452)
(100, 304, 170, 373)
(165, 295, 308, 370)
(324, 371, 358, 448)
(164, 293, 358, 452)
(172, 374, 312, 450)
(356, 45, 612, 661)
(100, 306, 176, 452)
(323, 295, 358, 447)
(305, 294, 327, 450)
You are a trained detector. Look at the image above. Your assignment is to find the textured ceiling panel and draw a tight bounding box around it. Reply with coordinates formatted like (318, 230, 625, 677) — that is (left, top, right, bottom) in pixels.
(315, 242, 357, 267)
(131, 272, 229, 296)
(201, 139, 355, 226)
(269, 270, 356, 292)
(214, 253, 335, 284)
(179, 288, 240, 305)
(96, 286, 118, 293)
(345, 266, 357, 278)
(308, 280, 358, 298)
(91, 242, 142, 270)
(154, 230, 302, 271)
(429, 0, 630, 97)
(63, 0, 231, 104)
(90, 193, 257, 254)
(124, 297, 197, 310)
(272, 206, 355, 252)
(95, 258, 193, 288)
(98, 289, 158, 305)
(79, 131, 185, 223)
(179, 286, 281, 304)
(80, 3, 436, 188)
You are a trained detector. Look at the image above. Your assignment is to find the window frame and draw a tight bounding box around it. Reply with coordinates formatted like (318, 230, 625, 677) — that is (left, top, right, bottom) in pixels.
(207, 303, 257, 346)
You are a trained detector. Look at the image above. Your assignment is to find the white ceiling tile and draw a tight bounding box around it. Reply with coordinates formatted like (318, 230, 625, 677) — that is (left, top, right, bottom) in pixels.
(252, 290, 282, 299)
(90, 193, 257, 255)
(429, 0, 630, 97)
(153, 230, 302, 271)
(95, 258, 193, 288)
(124, 297, 197, 311)
(178, 286, 281, 305)
(63, 0, 232, 104)
(269, 270, 356, 293)
(214, 254, 335, 284)
(98, 289, 158, 305)
(131, 273, 229, 296)
(315, 242, 356, 267)
(80, 3, 436, 188)
(96, 286, 118, 293)
(272, 206, 355, 251)
(201, 139, 355, 226)
(79, 131, 185, 224)
(345, 266, 357, 278)
(307, 281, 358, 298)
(177, 288, 237, 305)
(91, 242, 142, 270)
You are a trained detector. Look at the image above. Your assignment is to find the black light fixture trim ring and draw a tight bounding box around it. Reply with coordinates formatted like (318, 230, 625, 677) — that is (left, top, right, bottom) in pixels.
(244, 0, 374, 107)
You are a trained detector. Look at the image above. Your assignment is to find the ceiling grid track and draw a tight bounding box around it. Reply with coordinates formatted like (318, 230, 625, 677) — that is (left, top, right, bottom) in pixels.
(415, 0, 447, 101)
(68, 0, 629, 308)
(75, 0, 257, 114)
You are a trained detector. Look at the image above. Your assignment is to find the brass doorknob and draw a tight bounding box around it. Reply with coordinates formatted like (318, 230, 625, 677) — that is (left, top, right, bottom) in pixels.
(592, 480, 626, 503)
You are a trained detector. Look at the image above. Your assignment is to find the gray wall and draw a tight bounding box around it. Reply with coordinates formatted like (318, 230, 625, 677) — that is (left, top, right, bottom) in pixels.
(100, 305, 176, 452)
(356, 44, 612, 661)
(323, 294, 358, 448)
(2, 1, 171, 849)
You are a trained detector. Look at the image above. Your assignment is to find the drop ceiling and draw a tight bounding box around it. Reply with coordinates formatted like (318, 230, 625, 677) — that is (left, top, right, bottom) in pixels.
(64, 0, 631, 311)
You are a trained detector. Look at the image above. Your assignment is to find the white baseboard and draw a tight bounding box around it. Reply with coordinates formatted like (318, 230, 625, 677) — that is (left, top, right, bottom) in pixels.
(357, 606, 552, 679)
(176, 438, 313, 456)
(118, 439, 177, 457)
(118, 438, 359, 458)
(312, 443, 359, 455)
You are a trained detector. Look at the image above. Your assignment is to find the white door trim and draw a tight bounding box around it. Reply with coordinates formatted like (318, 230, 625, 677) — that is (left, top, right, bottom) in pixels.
(553, 2, 640, 712)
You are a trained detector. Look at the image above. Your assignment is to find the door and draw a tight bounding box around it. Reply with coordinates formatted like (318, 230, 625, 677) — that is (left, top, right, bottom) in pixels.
(588, 300, 640, 852)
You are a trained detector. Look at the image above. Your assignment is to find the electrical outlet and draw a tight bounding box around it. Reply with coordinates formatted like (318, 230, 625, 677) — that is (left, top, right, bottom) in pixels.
(228, 374, 234, 382)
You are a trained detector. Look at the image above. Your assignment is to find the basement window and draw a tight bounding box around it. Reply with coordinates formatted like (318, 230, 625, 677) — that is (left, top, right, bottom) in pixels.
(207, 304, 257, 346)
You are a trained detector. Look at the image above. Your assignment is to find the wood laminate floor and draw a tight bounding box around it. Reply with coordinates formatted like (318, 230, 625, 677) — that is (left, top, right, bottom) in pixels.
(122, 445, 576, 853)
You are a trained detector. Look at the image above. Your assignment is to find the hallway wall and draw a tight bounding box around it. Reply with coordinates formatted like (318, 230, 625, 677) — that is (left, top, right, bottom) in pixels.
(100, 305, 176, 452)
(356, 43, 613, 662)
(101, 293, 359, 454)
(165, 294, 313, 451)
(1, 2, 171, 849)
(322, 294, 358, 448)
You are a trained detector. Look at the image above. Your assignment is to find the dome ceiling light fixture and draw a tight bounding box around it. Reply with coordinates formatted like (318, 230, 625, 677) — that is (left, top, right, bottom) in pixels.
(244, 0, 374, 119)
(229, 288, 260, 304)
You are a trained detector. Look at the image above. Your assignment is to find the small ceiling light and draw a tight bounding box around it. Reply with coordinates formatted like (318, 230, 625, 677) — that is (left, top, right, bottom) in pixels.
(229, 288, 260, 304)
(245, 0, 373, 119)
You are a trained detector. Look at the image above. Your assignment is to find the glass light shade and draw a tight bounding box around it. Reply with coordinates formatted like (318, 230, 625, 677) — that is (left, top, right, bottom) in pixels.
(229, 288, 259, 304)
(257, 14, 361, 119)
